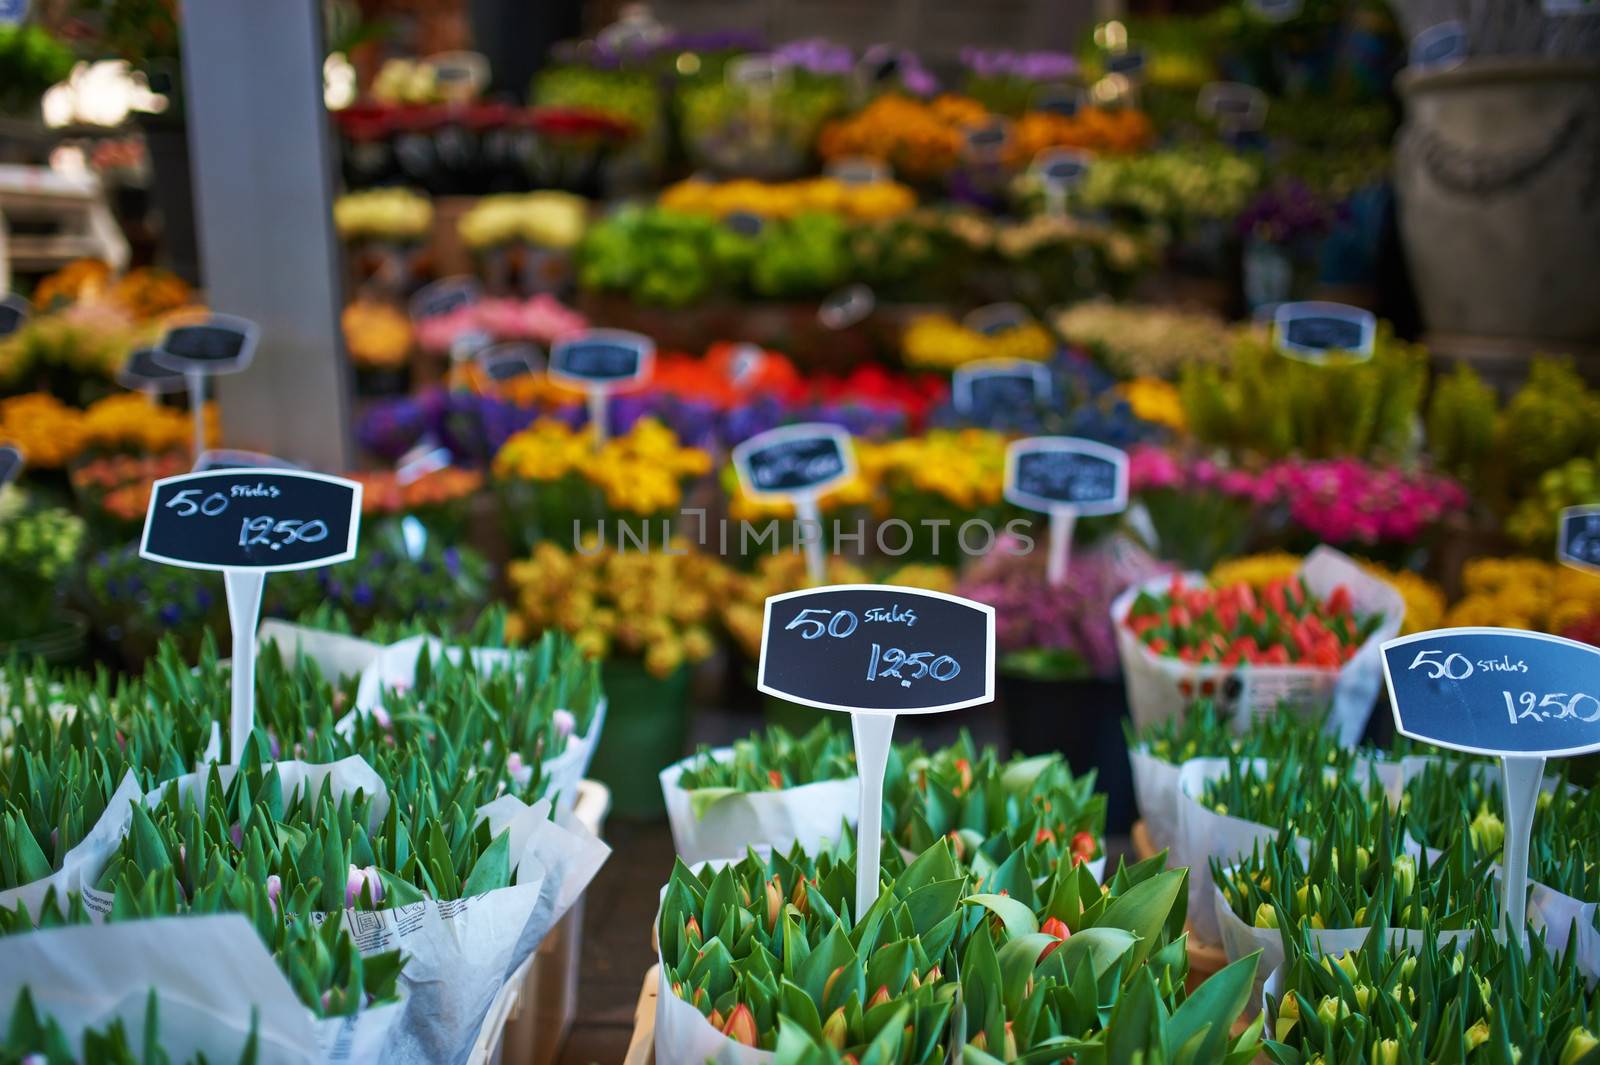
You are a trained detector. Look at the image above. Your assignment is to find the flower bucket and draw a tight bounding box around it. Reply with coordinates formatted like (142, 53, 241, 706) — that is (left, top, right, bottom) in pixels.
(659, 748, 859, 865)
(590, 659, 693, 819)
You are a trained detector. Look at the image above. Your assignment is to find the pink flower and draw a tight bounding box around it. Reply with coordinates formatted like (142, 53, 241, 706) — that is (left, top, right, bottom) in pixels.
(371, 704, 392, 730)
(266, 874, 282, 913)
(1127, 445, 1182, 491)
(506, 751, 527, 779)
(346, 864, 384, 908)
(552, 708, 576, 741)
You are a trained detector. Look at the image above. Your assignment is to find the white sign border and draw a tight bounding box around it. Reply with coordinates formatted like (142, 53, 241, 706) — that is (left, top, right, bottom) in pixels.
(1273, 300, 1376, 362)
(756, 583, 997, 717)
(152, 312, 260, 377)
(138, 467, 364, 574)
(1003, 435, 1130, 517)
(1558, 504, 1600, 575)
(548, 328, 655, 391)
(731, 422, 857, 502)
(1381, 625, 1600, 759)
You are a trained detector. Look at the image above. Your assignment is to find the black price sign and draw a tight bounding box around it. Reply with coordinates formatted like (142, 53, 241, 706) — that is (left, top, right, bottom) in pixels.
(732, 423, 854, 499)
(1411, 22, 1467, 68)
(408, 276, 481, 322)
(1274, 301, 1376, 362)
(0, 295, 29, 339)
(724, 211, 765, 237)
(826, 157, 890, 187)
(1034, 148, 1093, 189)
(1197, 82, 1268, 130)
(1107, 49, 1145, 76)
(140, 469, 361, 572)
(1005, 437, 1128, 516)
(1559, 506, 1600, 574)
(953, 359, 1050, 417)
(818, 284, 874, 330)
(1032, 83, 1083, 117)
(154, 314, 258, 375)
(758, 585, 995, 714)
(1249, 0, 1303, 21)
(1383, 628, 1600, 758)
(964, 120, 1011, 157)
(0, 444, 22, 487)
(476, 342, 543, 383)
(116, 349, 189, 394)
(549, 329, 653, 388)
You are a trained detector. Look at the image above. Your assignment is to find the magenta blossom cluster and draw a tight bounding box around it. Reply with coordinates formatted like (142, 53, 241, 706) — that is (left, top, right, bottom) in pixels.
(1259, 458, 1469, 545)
(1128, 445, 1469, 546)
(956, 536, 1171, 674)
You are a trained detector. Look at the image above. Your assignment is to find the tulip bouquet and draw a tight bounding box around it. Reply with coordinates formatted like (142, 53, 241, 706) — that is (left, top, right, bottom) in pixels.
(887, 735, 1106, 882)
(1211, 554, 1446, 637)
(675, 723, 858, 798)
(1196, 751, 1386, 839)
(1124, 573, 1383, 670)
(1215, 797, 1498, 947)
(1264, 922, 1600, 1065)
(1, 986, 258, 1065)
(657, 829, 1264, 1062)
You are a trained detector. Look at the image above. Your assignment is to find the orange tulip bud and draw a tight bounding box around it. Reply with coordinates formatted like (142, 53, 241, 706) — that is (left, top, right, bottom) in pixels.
(722, 1003, 758, 1046)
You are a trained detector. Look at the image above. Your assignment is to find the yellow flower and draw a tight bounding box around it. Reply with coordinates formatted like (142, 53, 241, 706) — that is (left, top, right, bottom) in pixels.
(901, 314, 1054, 369)
(1119, 377, 1186, 432)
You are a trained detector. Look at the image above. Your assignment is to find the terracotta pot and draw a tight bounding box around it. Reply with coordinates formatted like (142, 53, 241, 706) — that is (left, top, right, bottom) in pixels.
(1395, 59, 1600, 346)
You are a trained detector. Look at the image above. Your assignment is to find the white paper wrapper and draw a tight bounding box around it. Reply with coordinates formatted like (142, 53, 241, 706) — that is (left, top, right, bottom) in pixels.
(350, 635, 605, 811)
(659, 748, 859, 865)
(0, 914, 405, 1064)
(1114, 547, 1404, 745)
(0, 770, 141, 920)
(257, 619, 388, 681)
(1174, 758, 1280, 945)
(1129, 746, 1182, 856)
(1212, 870, 1475, 1010)
(87, 756, 609, 1065)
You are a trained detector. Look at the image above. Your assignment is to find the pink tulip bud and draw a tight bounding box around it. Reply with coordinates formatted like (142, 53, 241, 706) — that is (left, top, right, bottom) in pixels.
(346, 864, 383, 908)
(506, 752, 526, 779)
(371, 704, 392, 730)
(552, 708, 576, 740)
(266, 874, 282, 913)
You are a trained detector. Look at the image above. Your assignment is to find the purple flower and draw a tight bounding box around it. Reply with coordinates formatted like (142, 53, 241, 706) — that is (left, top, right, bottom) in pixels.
(352, 582, 375, 607)
(159, 604, 181, 626)
(506, 751, 527, 779)
(443, 547, 461, 577)
(266, 874, 282, 913)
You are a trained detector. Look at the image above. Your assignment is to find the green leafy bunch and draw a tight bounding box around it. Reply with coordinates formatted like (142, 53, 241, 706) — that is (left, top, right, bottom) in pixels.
(1179, 324, 1428, 461)
(1265, 921, 1600, 1065)
(1215, 796, 1500, 934)
(2, 986, 259, 1065)
(1128, 699, 1335, 766)
(1199, 749, 1388, 839)
(659, 831, 960, 1060)
(1404, 757, 1597, 903)
(886, 733, 1107, 882)
(675, 721, 860, 795)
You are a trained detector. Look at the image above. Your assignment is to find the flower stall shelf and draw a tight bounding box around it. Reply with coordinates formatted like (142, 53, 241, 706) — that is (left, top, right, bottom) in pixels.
(1114, 546, 1404, 745)
(467, 779, 611, 1065)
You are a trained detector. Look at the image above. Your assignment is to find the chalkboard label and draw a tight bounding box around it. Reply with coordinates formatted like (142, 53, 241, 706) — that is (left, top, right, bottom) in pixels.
(953, 359, 1050, 417)
(724, 211, 765, 237)
(1383, 628, 1600, 757)
(408, 276, 481, 322)
(1197, 82, 1268, 130)
(1274, 301, 1376, 361)
(727, 53, 788, 93)
(732, 423, 854, 500)
(549, 329, 653, 388)
(758, 585, 995, 715)
(476, 342, 543, 382)
(0, 444, 21, 486)
(1411, 22, 1467, 68)
(1033, 148, 1094, 188)
(1004, 437, 1129, 516)
(1559, 506, 1600, 574)
(140, 469, 362, 573)
(116, 348, 190, 393)
(826, 157, 890, 186)
(963, 302, 1032, 337)
(193, 450, 299, 473)
(727, 343, 766, 387)
(0, 294, 29, 339)
(154, 314, 258, 375)
(818, 284, 874, 330)
(1032, 83, 1083, 117)
(964, 120, 1011, 157)
(1107, 49, 1145, 76)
